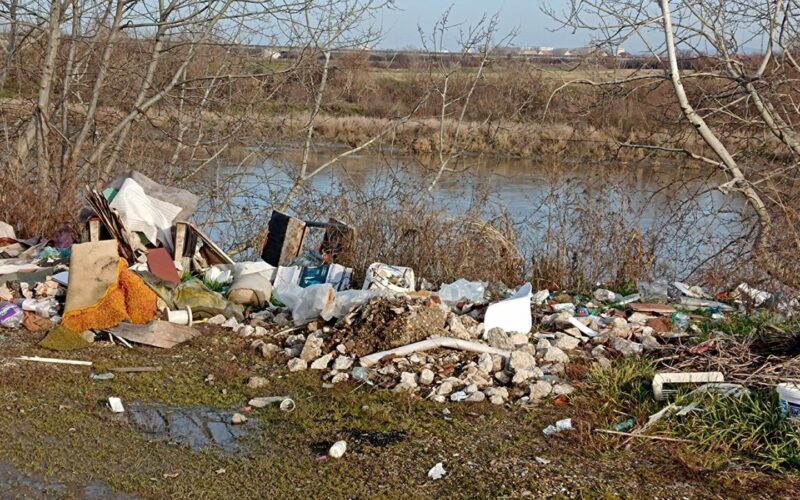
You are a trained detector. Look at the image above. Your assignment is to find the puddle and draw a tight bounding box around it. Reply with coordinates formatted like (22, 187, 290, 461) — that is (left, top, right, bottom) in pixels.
(127, 403, 257, 455)
(0, 461, 135, 499)
(311, 429, 406, 455)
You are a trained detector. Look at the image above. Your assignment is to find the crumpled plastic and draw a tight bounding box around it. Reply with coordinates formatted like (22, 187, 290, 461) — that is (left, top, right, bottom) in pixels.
(137, 274, 244, 321)
(438, 279, 487, 306)
(275, 283, 335, 325)
(637, 280, 671, 303)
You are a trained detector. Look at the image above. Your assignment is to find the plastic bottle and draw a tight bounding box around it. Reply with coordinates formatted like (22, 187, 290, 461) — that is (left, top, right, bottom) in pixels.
(671, 312, 690, 332)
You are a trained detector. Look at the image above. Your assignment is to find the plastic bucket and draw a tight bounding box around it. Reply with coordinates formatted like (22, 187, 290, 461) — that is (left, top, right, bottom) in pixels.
(776, 383, 800, 420)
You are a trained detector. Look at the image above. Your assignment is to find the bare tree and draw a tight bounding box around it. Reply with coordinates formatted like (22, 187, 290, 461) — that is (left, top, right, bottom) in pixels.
(419, 9, 513, 192)
(547, 0, 800, 290)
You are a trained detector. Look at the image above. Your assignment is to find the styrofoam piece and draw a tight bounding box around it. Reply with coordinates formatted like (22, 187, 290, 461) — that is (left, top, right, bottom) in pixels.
(652, 372, 724, 401)
(483, 283, 533, 335)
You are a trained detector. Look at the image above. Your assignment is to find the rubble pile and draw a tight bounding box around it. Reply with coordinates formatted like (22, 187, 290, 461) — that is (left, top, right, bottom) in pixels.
(1, 170, 798, 411)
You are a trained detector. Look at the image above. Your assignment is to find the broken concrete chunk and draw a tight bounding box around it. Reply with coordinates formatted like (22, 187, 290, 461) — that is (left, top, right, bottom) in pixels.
(552, 383, 575, 396)
(310, 353, 333, 370)
(246, 376, 269, 389)
(333, 356, 354, 371)
(300, 335, 324, 362)
(553, 334, 580, 351)
(528, 380, 553, 400)
(419, 368, 435, 386)
(543, 346, 570, 364)
(609, 337, 644, 356)
(477, 352, 494, 373)
(287, 358, 308, 372)
(486, 327, 515, 350)
(509, 351, 536, 373)
(208, 314, 227, 326)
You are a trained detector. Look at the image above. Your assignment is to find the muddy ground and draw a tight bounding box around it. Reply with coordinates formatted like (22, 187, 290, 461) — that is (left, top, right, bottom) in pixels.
(0, 327, 797, 499)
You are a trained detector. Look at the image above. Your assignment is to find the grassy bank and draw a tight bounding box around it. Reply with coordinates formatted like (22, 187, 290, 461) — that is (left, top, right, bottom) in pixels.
(1, 324, 798, 498)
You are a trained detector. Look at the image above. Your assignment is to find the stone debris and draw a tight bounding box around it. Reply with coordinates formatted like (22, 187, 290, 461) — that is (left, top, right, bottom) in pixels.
(246, 376, 269, 389)
(287, 358, 307, 372)
(220, 282, 746, 408)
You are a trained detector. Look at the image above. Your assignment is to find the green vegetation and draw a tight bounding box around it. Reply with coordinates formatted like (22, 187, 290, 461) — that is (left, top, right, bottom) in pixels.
(586, 356, 658, 424)
(672, 390, 800, 471)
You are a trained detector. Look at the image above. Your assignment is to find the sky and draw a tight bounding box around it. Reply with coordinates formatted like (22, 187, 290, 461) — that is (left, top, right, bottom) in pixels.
(376, 0, 588, 50)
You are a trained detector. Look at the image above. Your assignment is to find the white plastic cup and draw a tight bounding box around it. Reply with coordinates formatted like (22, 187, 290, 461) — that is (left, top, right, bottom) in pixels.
(777, 383, 800, 420)
(167, 306, 193, 326)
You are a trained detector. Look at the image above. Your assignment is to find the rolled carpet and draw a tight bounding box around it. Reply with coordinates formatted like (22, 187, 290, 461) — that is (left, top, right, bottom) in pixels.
(62, 240, 157, 331)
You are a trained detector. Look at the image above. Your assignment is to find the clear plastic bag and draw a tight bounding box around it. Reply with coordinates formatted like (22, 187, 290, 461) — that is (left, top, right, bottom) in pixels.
(438, 279, 487, 306)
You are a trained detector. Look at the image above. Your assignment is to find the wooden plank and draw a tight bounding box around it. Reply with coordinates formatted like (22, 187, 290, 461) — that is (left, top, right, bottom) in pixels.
(109, 321, 200, 348)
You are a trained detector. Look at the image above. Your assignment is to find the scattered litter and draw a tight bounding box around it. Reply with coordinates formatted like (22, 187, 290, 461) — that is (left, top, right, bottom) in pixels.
(248, 396, 296, 412)
(91, 373, 115, 381)
(614, 417, 637, 431)
(108, 397, 125, 413)
(107, 321, 200, 349)
(166, 306, 193, 326)
(230, 413, 248, 425)
(652, 372, 724, 401)
(328, 440, 347, 458)
(363, 263, 415, 292)
(427, 462, 446, 480)
(535, 456, 551, 465)
(543, 418, 573, 436)
(110, 366, 162, 373)
(777, 383, 800, 419)
(16, 356, 92, 366)
(438, 279, 486, 305)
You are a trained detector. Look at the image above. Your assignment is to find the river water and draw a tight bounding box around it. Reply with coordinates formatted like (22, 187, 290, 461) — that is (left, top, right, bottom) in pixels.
(202, 147, 748, 277)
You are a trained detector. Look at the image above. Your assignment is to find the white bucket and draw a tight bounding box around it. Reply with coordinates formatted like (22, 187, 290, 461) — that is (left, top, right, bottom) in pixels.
(776, 383, 800, 420)
(167, 306, 193, 326)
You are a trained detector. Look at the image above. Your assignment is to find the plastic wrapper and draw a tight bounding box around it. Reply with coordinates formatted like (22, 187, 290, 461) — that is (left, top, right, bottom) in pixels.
(20, 297, 59, 318)
(438, 279, 487, 306)
(0, 302, 24, 328)
(322, 289, 382, 321)
(637, 280, 671, 303)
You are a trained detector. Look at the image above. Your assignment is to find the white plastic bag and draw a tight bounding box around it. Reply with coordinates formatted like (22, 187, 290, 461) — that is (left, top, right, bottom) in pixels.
(275, 283, 335, 325)
(322, 289, 379, 321)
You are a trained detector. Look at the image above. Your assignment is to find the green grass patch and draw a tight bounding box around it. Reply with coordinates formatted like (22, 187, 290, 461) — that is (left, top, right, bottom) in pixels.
(586, 357, 657, 423)
(670, 390, 800, 472)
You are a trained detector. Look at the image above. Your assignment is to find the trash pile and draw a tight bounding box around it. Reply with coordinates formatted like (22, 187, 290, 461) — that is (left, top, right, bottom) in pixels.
(1, 170, 798, 410)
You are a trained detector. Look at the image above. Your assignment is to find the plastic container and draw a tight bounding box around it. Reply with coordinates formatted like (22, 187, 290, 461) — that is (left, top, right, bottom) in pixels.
(167, 306, 193, 326)
(777, 383, 800, 419)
